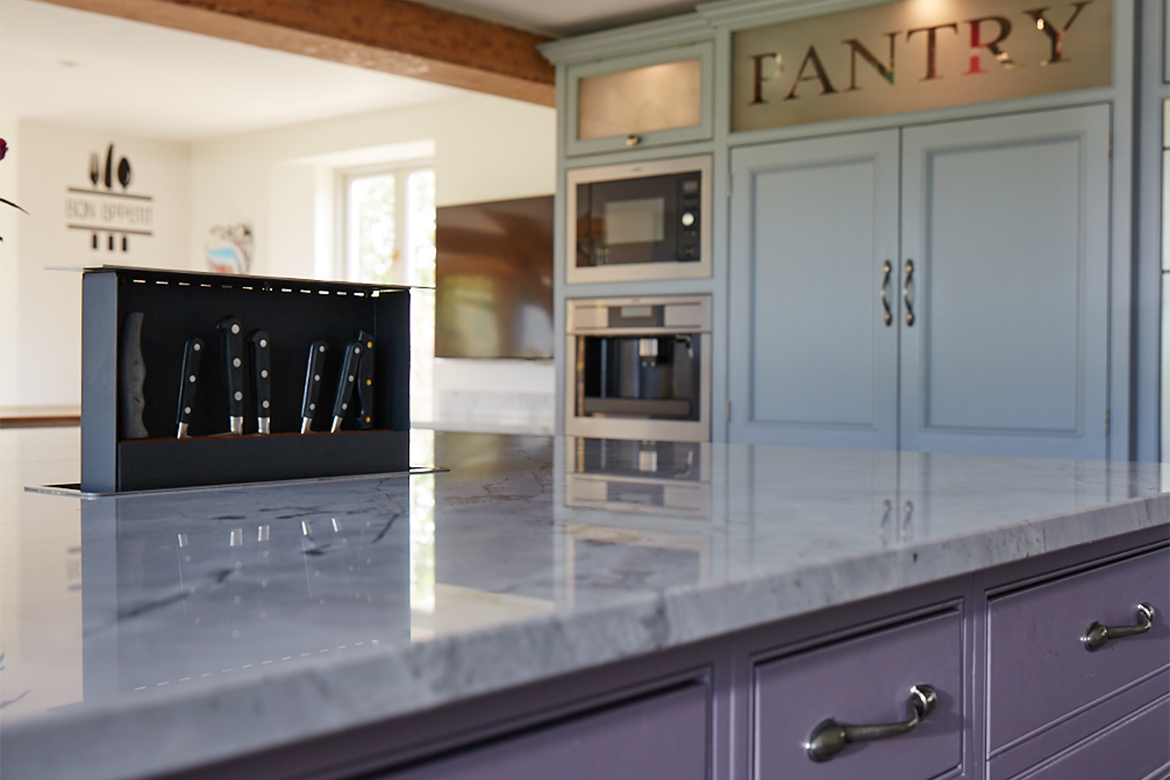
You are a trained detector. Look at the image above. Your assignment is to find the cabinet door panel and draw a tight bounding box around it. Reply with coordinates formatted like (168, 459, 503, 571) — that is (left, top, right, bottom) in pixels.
(384, 682, 709, 780)
(987, 547, 1170, 752)
(1002, 696, 1169, 780)
(729, 130, 899, 449)
(754, 609, 963, 780)
(900, 106, 1110, 457)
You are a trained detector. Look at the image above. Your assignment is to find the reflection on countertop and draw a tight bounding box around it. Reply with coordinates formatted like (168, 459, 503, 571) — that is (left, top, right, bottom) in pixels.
(0, 426, 1167, 779)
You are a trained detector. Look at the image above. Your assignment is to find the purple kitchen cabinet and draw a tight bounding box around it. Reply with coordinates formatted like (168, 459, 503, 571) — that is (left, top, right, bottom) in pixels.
(986, 547, 1170, 753)
(1001, 695, 1169, 780)
(380, 681, 710, 780)
(753, 609, 964, 780)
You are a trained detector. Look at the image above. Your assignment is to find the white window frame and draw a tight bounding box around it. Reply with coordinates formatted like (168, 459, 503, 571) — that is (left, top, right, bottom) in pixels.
(336, 159, 434, 285)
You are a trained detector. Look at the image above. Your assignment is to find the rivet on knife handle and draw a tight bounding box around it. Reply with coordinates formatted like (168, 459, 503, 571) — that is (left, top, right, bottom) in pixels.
(331, 342, 362, 433)
(300, 340, 328, 434)
(355, 330, 374, 430)
(217, 316, 245, 435)
(248, 330, 271, 434)
(176, 337, 203, 439)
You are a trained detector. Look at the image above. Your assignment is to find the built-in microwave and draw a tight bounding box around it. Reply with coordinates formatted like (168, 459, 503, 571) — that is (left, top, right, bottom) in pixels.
(566, 155, 712, 284)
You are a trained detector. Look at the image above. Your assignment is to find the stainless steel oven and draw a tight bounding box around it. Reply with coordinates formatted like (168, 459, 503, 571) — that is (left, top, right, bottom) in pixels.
(565, 295, 711, 442)
(566, 155, 711, 284)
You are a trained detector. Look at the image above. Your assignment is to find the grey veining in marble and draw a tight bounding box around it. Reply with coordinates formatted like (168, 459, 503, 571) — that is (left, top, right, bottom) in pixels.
(0, 429, 1166, 780)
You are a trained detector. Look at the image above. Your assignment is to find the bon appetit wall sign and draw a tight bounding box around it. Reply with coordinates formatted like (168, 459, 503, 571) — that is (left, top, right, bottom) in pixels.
(732, 0, 1111, 131)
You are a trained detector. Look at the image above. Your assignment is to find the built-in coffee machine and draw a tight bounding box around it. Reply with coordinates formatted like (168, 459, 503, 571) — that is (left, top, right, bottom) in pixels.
(565, 295, 710, 442)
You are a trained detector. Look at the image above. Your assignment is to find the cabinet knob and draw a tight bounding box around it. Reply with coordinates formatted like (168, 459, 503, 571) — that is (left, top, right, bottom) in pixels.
(806, 684, 937, 761)
(625, 134, 642, 147)
(1083, 603, 1155, 651)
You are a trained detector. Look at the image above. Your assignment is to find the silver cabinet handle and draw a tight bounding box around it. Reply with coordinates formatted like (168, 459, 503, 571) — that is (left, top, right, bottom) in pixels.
(880, 260, 893, 326)
(806, 684, 937, 762)
(1083, 603, 1155, 651)
(625, 134, 642, 147)
(903, 259, 915, 326)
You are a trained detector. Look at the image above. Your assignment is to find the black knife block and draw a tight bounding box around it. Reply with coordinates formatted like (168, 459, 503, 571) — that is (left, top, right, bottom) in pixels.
(81, 267, 410, 492)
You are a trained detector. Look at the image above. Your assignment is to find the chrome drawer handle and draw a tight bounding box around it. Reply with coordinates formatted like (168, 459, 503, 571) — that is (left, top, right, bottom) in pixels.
(805, 684, 937, 762)
(1083, 603, 1155, 651)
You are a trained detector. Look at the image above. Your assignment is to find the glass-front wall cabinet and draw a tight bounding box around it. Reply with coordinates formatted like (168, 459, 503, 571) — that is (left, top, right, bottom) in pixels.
(566, 42, 713, 156)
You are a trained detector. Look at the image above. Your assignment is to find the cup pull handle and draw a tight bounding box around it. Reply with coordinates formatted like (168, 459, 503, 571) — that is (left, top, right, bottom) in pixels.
(903, 259, 915, 327)
(880, 260, 893, 326)
(1083, 603, 1155, 651)
(806, 684, 937, 762)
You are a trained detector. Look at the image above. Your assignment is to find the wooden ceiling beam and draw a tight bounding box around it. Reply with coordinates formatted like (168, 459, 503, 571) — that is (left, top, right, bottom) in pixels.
(40, 0, 556, 106)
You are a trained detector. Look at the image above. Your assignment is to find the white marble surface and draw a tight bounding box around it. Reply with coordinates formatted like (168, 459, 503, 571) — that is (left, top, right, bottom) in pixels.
(0, 429, 1166, 779)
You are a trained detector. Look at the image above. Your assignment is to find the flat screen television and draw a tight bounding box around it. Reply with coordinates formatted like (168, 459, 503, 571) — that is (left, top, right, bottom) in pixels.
(434, 195, 554, 359)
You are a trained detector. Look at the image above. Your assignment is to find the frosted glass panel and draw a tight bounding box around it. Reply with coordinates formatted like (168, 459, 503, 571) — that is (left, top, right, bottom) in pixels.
(578, 59, 701, 140)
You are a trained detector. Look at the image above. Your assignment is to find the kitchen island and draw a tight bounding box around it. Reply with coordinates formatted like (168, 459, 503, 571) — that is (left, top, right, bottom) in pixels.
(1, 429, 1167, 779)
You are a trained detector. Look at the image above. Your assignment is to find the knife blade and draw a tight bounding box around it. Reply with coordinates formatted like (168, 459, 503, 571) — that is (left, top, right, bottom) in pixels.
(330, 341, 363, 433)
(217, 316, 245, 435)
(248, 330, 271, 434)
(300, 340, 328, 434)
(118, 311, 149, 440)
(176, 337, 204, 439)
(355, 330, 374, 430)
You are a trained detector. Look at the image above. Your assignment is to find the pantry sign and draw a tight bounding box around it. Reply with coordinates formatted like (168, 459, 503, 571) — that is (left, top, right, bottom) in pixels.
(732, 0, 1111, 131)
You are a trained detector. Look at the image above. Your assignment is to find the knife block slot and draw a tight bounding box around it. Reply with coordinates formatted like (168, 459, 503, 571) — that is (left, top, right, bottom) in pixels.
(82, 267, 411, 492)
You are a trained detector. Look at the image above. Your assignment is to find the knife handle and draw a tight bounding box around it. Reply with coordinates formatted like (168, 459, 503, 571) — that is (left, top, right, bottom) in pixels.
(248, 330, 271, 434)
(331, 341, 363, 432)
(217, 316, 245, 435)
(176, 337, 204, 438)
(355, 330, 374, 430)
(118, 311, 149, 440)
(301, 340, 328, 432)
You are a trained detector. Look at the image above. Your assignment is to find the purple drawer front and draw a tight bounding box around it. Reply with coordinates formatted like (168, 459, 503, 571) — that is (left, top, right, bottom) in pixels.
(987, 547, 1170, 752)
(385, 682, 709, 780)
(1007, 695, 1169, 780)
(754, 610, 963, 780)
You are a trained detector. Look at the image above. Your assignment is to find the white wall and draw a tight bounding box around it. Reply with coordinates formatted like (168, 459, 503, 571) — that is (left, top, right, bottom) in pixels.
(189, 92, 558, 429)
(0, 120, 191, 407)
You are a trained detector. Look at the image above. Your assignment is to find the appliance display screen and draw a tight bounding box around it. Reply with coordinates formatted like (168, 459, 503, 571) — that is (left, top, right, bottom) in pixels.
(604, 197, 665, 245)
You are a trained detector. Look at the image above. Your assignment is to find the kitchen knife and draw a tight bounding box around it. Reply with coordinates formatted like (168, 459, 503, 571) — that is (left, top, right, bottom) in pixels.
(217, 316, 245, 435)
(248, 330, 271, 434)
(330, 341, 363, 433)
(300, 340, 328, 434)
(176, 337, 204, 439)
(354, 330, 374, 430)
(118, 311, 149, 440)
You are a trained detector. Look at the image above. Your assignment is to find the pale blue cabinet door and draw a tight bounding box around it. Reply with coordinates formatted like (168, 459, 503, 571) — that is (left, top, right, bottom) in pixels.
(728, 130, 900, 449)
(900, 106, 1110, 458)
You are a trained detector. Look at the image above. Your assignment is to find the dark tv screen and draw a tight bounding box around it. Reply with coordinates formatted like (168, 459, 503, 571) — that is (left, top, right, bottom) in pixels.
(435, 195, 554, 359)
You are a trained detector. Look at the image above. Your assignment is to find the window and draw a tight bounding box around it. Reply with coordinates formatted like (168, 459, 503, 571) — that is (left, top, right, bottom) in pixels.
(342, 163, 435, 286)
(340, 162, 436, 421)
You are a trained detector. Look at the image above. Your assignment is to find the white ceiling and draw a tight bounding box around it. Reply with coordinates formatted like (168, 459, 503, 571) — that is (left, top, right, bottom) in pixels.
(0, 0, 466, 141)
(420, 0, 699, 35)
(0, 0, 698, 143)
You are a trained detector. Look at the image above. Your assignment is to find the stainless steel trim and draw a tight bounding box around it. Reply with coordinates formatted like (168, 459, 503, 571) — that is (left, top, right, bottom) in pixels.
(805, 684, 937, 762)
(1083, 603, 1155, 651)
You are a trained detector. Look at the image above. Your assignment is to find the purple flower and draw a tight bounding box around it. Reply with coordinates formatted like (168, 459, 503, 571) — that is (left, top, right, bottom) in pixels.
(0, 138, 7, 161)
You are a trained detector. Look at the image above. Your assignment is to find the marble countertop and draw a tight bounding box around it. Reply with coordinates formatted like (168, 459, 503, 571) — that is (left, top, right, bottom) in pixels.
(1, 428, 1167, 779)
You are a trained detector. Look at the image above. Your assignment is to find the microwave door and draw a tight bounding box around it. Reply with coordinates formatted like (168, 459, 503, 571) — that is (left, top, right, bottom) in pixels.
(584, 175, 681, 266)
